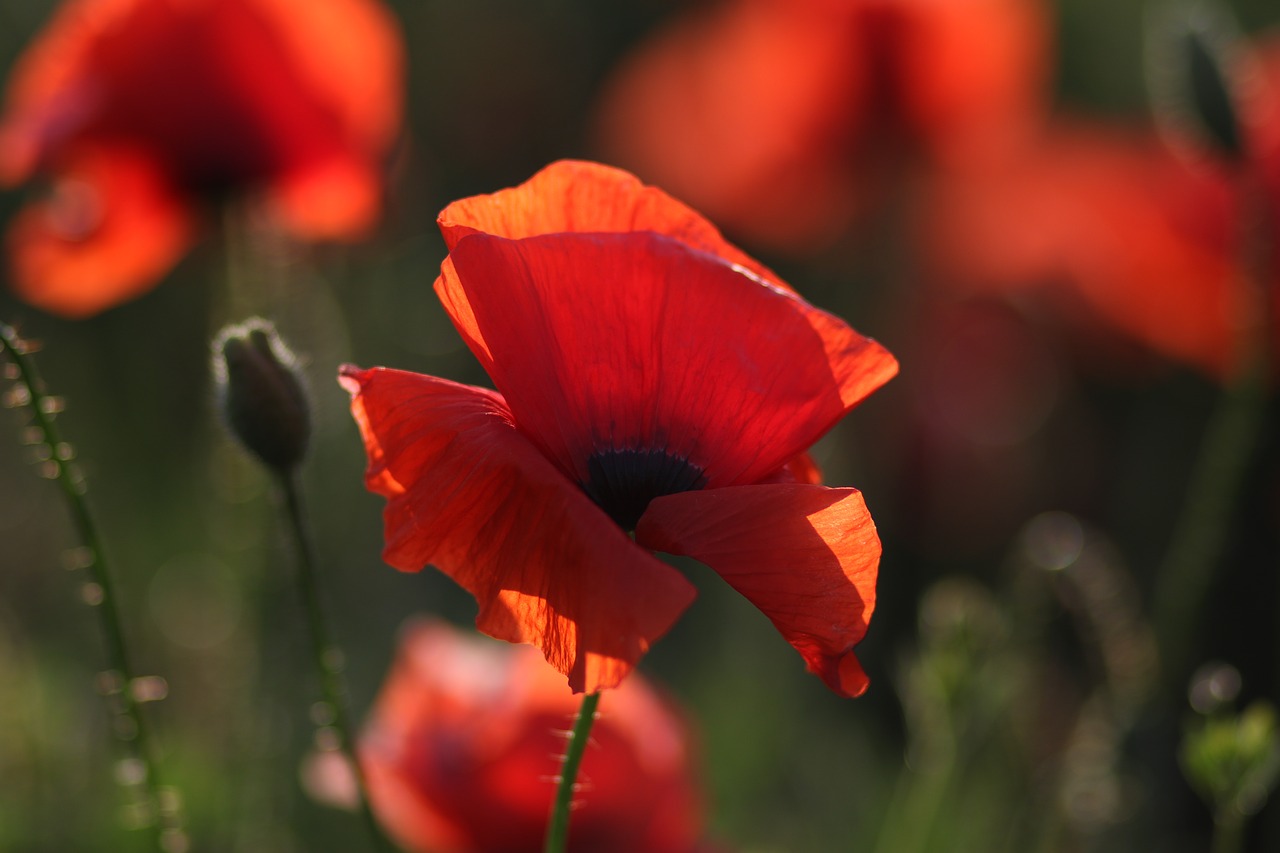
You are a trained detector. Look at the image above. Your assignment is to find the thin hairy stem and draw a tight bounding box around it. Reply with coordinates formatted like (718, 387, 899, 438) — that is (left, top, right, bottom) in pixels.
(544, 690, 602, 853)
(0, 321, 185, 850)
(277, 471, 397, 852)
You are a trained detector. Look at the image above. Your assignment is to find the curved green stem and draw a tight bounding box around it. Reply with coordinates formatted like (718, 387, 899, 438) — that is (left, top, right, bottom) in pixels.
(544, 691, 601, 853)
(0, 321, 183, 849)
(277, 472, 397, 852)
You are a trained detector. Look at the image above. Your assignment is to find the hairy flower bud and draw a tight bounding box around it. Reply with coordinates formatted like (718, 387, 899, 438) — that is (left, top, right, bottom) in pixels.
(213, 318, 310, 472)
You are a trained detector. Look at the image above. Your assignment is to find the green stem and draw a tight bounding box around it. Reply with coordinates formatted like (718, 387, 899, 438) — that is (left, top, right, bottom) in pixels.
(0, 322, 182, 849)
(544, 691, 601, 853)
(276, 472, 397, 852)
(1152, 358, 1267, 679)
(1153, 169, 1272, 688)
(1212, 812, 1245, 853)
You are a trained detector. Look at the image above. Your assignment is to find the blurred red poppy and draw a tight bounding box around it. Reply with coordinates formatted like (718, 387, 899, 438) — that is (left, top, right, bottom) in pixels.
(0, 0, 404, 317)
(593, 0, 1049, 252)
(337, 619, 709, 853)
(925, 35, 1280, 380)
(342, 160, 897, 696)
(926, 122, 1241, 377)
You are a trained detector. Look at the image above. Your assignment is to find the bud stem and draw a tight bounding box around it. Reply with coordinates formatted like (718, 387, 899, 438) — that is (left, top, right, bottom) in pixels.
(276, 471, 397, 852)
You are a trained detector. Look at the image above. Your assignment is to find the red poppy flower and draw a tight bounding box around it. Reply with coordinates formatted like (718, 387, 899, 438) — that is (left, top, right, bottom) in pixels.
(592, 0, 1049, 252)
(925, 32, 1280, 380)
(342, 160, 898, 696)
(0, 0, 404, 317)
(342, 619, 709, 853)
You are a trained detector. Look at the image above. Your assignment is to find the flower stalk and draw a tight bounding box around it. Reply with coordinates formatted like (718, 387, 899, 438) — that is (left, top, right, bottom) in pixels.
(277, 471, 396, 853)
(0, 321, 185, 850)
(212, 318, 394, 851)
(544, 690, 602, 853)
(1153, 169, 1272, 687)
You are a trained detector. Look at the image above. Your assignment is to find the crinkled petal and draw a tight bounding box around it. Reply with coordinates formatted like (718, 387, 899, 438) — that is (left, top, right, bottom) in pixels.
(340, 365, 696, 693)
(636, 484, 879, 698)
(436, 231, 897, 488)
(436, 159, 781, 284)
(7, 145, 196, 317)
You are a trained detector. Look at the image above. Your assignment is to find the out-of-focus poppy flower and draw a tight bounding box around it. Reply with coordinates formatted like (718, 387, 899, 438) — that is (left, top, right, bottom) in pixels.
(317, 619, 710, 853)
(342, 160, 898, 696)
(0, 0, 404, 317)
(593, 0, 1049, 252)
(926, 32, 1280, 381)
(926, 122, 1242, 377)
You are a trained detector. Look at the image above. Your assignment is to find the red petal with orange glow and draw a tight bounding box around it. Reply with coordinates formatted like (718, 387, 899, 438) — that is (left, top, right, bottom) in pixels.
(437, 159, 780, 284)
(340, 365, 697, 694)
(927, 123, 1239, 377)
(252, 0, 404, 154)
(7, 146, 196, 318)
(637, 484, 879, 698)
(436, 230, 898, 488)
(0, 0, 403, 315)
(268, 153, 383, 240)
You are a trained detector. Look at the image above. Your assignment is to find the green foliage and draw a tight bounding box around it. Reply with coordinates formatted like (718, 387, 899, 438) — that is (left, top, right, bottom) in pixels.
(1182, 701, 1280, 821)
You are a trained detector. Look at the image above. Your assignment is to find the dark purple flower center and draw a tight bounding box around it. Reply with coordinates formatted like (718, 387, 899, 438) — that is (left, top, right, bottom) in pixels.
(582, 448, 707, 531)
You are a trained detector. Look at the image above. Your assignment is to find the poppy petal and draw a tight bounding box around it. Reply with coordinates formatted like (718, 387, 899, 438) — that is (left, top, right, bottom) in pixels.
(436, 159, 780, 285)
(340, 365, 697, 693)
(766, 452, 823, 486)
(436, 230, 898, 488)
(7, 146, 196, 318)
(635, 484, 879, 698)
(252, 0, 405, 153)
(0, 0, 129, 182)
(926, 123, 1238, 377)
(267, 152, 382, 240)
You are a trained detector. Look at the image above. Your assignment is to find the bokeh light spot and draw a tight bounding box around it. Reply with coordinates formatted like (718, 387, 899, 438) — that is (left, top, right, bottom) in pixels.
(1021, 511, 1085, 572)
(148, 554, 242, 650)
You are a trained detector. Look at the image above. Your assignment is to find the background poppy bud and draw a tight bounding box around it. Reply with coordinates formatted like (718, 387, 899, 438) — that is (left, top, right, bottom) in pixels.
(1146, 1, 1247, 163)
(213, 318, 310, 472)
(1184, 25, 1243, 158)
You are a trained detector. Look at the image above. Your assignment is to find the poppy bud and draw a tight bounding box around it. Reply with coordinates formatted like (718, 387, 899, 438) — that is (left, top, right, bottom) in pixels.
(213, 318, 310, 472)
(1184, 26, 1242, 159)
(1146, 2, 1247, 163)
